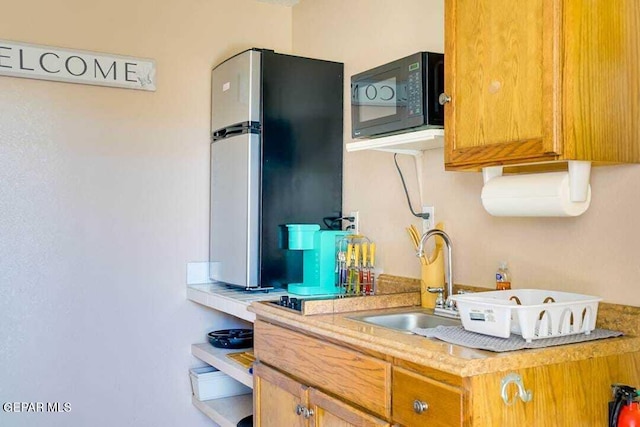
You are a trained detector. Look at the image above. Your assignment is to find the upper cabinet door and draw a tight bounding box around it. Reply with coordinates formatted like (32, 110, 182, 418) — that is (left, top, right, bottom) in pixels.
(444, 0, 562, 169)
(562, 0, 640, 164)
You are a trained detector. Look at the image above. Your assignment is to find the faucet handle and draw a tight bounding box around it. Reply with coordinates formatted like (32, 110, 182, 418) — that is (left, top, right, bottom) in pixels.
(427, 287, 445, 308)
(445, 298, 457, 311)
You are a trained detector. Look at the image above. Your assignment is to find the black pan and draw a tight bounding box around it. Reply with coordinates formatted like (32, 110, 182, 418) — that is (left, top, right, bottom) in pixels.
(207, 329, 254, 349)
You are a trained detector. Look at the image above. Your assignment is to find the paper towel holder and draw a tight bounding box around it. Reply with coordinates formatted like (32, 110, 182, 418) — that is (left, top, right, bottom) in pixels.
(482, 160, 592, 203)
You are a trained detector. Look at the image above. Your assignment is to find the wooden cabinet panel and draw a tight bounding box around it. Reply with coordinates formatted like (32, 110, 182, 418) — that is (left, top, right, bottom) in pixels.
(562, 0, 640, 163)
(254, 362, 307, 427)
(254, 320, 391, 419)
(392, 367, 463, 427)
(468, 352, 640, 426)
(309, 388, 390, 427)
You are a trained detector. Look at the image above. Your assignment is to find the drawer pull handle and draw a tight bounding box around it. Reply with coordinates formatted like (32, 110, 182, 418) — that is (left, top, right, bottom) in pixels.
(501, 373, 533, 405)
(413, 399, 429, 414)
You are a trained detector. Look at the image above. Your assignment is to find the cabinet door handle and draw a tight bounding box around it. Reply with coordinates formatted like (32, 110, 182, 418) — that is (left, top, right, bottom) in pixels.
(413, 399, 429, 414)
(438, 93, 451, 105)
(295, 404, 304, 415)
(302, 407, 314, 419)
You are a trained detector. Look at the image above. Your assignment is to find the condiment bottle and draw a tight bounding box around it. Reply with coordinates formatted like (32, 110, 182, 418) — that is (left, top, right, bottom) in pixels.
(496, 261, 511, 290)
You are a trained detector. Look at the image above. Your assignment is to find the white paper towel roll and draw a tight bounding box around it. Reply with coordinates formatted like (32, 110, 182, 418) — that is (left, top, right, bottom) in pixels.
(481, 172, 591, 217)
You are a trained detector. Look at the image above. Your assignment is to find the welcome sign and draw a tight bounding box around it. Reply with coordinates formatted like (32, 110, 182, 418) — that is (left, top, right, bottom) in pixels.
(0, 40, 156, 91)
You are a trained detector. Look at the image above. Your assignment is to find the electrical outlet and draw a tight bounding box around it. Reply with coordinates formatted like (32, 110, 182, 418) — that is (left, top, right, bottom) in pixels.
(422, 206, 435, 233)
(349, 210, 360, 235)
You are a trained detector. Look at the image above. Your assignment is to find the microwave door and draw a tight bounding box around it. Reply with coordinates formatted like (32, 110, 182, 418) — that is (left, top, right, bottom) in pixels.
(209, 132, 260, 287)
(351, 68, 404, 137)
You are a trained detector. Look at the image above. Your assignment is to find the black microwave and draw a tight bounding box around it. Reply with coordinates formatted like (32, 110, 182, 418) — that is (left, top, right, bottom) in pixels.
(351, 52, 444, 138)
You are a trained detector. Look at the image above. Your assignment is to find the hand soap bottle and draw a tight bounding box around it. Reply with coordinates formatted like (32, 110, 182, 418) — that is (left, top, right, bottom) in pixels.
(496, 261, 511, 290)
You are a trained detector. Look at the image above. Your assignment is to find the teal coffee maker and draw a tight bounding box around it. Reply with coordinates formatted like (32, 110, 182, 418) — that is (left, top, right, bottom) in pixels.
(284, 224, 350, 296)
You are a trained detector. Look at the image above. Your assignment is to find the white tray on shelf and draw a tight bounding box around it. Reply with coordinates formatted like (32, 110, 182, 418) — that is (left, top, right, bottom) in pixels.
(189, 367, 251, 401)
(450, 289, 602, 342)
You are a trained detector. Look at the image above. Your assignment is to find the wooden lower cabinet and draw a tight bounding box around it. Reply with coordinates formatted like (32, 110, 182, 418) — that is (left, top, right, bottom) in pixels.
(254, 319, 640, 427)
(254, 362, 390, 427)
(254, 320, 461, 426)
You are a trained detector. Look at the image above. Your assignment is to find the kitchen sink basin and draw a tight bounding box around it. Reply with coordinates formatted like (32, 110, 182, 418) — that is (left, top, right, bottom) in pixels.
(349, 310, 461, 334)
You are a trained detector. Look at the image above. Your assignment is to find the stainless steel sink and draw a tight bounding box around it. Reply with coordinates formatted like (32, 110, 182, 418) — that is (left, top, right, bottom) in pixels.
(349, 309, 461, 334)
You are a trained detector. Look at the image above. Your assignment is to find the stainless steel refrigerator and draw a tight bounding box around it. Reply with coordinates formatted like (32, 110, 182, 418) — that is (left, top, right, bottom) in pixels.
(210, 48, 344, 290)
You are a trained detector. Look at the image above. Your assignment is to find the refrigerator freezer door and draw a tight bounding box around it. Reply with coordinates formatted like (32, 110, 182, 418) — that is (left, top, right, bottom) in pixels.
(211, 50, 261, 132)
(210, 133, 260, 287)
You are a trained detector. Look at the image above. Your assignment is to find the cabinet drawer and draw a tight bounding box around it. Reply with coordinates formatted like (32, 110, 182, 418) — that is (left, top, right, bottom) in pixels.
(392, 367, 462, 427)
(254, 320, 391, 418)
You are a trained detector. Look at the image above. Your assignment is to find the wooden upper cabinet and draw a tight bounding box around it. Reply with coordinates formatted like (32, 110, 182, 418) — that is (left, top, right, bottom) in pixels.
(444, 0, 640, 170)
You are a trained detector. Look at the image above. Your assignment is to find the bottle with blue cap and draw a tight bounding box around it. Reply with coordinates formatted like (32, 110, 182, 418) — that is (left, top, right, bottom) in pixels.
(496, 261, 511, 290)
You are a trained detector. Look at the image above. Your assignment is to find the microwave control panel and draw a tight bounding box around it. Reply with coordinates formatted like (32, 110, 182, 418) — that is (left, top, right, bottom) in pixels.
(407, 64, 422, 117)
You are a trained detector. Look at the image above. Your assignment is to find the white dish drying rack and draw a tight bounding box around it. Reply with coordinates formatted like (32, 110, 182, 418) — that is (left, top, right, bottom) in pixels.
(450, 289, 602, 342)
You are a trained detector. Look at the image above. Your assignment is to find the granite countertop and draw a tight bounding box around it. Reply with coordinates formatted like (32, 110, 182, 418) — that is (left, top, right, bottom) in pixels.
(249, 298, 640, 378)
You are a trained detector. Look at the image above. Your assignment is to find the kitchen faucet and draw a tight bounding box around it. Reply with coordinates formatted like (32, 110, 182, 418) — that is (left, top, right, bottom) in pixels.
(416, 229, 459, 318)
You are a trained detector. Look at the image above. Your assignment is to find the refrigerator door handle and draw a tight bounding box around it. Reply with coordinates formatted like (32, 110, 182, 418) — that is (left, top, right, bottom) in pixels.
(213, 121, 260, 141)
